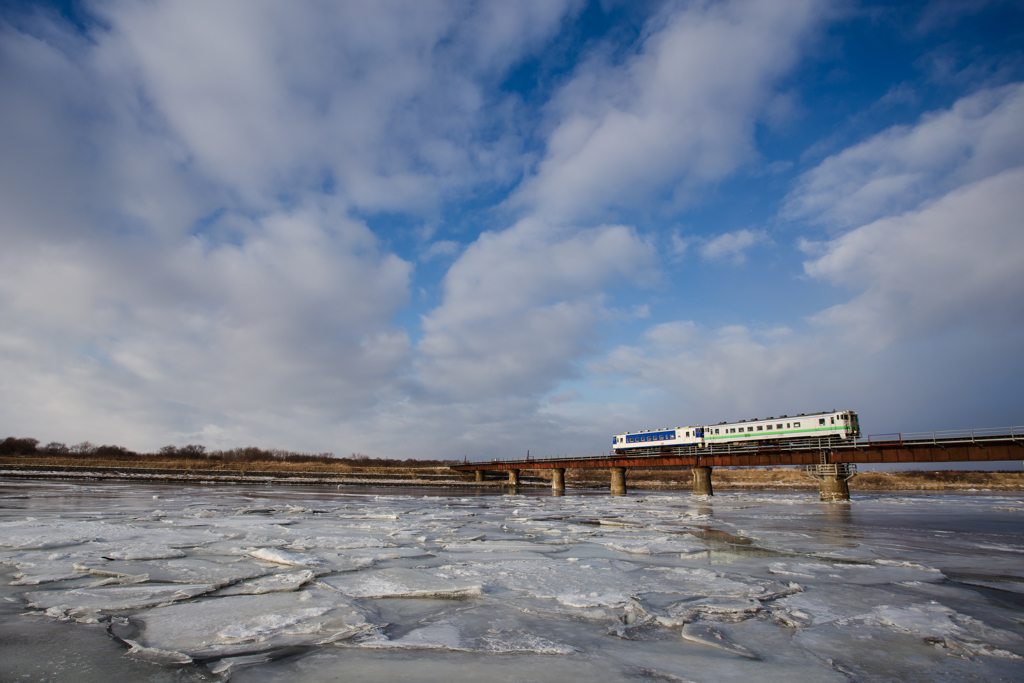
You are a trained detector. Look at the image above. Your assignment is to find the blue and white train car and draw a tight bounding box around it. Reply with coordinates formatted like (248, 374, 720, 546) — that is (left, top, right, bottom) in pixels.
(612, 426, 704, 452)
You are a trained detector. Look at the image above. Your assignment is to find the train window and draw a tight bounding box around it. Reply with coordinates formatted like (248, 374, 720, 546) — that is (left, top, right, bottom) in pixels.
(757, 426, 763, 431)
(794, 422, 800, 427)
(766, 424, 772, 430)
(831, 417, 834, 424)
(819, 418, 825, 425)
(777, 423, 783, 429)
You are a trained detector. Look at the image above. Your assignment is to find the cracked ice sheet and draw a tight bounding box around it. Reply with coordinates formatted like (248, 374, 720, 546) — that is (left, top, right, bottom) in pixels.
(790, 602, 1024, 680)
(0, 519, 175, 550)
(23, 583, 220, 618)
(320, 568, 482, 599)
(130, 588, 374, 659)
(217, 570, 318, 595)
(357, 609, 578, 655)
(88, 558, 268, 584)
(4, 482, 1024, 683)
(413, 558, 796, 609)
(850, 603, 1024, 658)
(587, 534, 706, 555)
(767, 559, 944, 585)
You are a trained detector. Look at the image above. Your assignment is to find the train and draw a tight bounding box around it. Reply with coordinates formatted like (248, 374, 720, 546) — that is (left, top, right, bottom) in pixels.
(612, 410, 860, 452)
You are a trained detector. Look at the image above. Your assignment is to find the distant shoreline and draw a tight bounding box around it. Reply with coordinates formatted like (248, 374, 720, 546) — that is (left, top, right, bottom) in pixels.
(1, 459, 1022, 491)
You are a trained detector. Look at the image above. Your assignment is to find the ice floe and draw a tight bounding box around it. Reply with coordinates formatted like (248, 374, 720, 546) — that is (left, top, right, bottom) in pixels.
(847, 602, 1024, 659)
(321, 568, 482, 599)
(3, 480, 1023, 682)
(24, 583, 220, 620)
(680, 622, 759, 658)
(217, 569, 318, 595)
(249, 548, 327, 567)
(127, 588, 373, 658)
(89, 558, 267, 585)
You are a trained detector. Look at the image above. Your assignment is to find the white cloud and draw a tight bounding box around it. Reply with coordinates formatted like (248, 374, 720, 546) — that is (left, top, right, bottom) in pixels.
(784, 82, 1024, 229)
(699, 229, 770, 264)
(0, 1, 590, 455)
(91, 0, 579, 213)
(803, 167, 1024, 349)
(408, 0, 829, 426)
(0, 201, 414, 449)
(420, 240, 463, 262)
(592, 83, 1024, 435)
(790, 84, 1024, 350)
(512, 0, 826, 223)
(593, 320, 835, 425)
(416, 220, 654, 400)
(591, 87, 1024, 440)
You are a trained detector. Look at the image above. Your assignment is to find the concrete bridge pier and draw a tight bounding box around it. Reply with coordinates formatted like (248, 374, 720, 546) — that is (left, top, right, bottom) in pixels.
(805, 462, 855, 502)
(818, 474, 851, 502)
(551, 468, 566, 494)
(610, 467, 627, 495)
(692, 466, 713, 496)
(508, 469, 520, 486)
(475, 470, 484, 483)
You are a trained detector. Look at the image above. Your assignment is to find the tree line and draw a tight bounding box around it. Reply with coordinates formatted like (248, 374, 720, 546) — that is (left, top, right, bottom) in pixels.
(0, 437, 456, 467)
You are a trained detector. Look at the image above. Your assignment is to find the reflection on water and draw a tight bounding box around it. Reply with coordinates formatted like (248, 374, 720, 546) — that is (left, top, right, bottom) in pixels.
(816, 502, 856, 545)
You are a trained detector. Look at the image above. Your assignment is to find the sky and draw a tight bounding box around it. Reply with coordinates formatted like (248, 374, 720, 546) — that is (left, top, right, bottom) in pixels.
(1, 0, 1023, 461)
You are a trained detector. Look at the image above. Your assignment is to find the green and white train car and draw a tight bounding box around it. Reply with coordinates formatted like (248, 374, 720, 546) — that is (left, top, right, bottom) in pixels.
(703, 410, 860, 446)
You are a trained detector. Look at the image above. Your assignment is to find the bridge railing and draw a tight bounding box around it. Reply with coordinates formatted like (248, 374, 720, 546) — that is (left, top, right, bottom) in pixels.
(857, 426, 1024, 446)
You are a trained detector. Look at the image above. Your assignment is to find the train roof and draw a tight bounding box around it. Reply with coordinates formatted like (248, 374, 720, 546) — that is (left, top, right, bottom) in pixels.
(618, 410, 857, 431)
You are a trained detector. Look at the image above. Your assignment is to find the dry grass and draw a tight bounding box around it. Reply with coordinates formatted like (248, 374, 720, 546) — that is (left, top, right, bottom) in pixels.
(530, 466, 1024, 490)
(0, 454, 451, 477)
(850, 469, 1024, 490)
(2, 455, 1022, 490)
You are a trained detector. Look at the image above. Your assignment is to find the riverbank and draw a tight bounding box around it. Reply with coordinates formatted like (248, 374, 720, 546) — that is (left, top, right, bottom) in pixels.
(2, 457, 1022, 490)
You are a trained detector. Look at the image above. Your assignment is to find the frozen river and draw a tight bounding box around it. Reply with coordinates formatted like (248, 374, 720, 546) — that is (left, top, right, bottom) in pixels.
(1, 479, 1023, 682)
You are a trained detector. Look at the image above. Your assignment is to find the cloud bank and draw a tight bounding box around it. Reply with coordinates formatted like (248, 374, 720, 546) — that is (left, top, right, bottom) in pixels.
(1, 0, 1022, 458)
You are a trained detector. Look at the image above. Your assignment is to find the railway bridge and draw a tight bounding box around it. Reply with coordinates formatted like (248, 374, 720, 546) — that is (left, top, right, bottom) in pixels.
(450, 428, 1024, 501)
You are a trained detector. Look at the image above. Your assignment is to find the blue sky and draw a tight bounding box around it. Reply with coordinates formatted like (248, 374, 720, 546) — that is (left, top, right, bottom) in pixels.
(1, 0, 1023, 460)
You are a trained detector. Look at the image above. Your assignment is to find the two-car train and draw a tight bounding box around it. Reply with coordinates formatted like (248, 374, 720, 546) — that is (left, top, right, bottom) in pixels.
(612, 410, 860, 453)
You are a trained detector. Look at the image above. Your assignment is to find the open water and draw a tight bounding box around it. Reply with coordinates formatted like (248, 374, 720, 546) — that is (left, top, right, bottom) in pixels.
(1, 479, 1023, 682)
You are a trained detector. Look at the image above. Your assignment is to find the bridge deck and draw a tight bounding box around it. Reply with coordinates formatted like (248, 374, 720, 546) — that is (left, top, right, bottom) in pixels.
(451, 432, 1024, 471)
